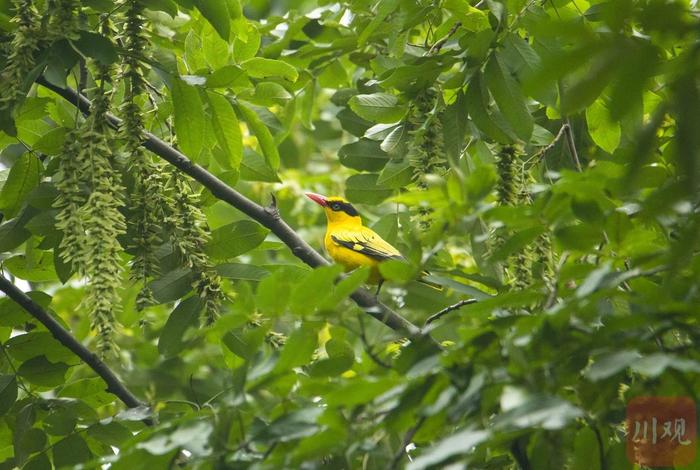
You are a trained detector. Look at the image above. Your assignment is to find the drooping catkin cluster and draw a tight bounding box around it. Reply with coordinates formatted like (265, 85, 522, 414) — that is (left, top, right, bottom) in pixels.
(120, 0, 165, 309)
(493, 146, 556, 290)
(47, 0, 80, 41)
(407, 87, 448, 230)
(510, 159, 533, 290)
(493, 145, 534, 290)
(0, 0, 41, 113)
(54, 21, 127, 356)
(164, 175, 223, 324)
(496, 145, 517, 207)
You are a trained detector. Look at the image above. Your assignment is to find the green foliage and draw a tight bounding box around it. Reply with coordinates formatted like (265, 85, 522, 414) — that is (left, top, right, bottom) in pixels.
(0, 0, 699, 468)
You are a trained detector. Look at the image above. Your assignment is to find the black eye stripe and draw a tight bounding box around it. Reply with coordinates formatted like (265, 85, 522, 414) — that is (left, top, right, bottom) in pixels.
(329, 201, 359, 216)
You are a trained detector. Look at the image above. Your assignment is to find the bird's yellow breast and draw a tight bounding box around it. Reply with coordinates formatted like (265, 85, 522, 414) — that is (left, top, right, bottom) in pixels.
(324, 226, 383, 283)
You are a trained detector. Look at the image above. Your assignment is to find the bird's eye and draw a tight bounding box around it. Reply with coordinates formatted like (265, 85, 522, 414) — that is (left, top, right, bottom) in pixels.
(331, 203, 341, 211)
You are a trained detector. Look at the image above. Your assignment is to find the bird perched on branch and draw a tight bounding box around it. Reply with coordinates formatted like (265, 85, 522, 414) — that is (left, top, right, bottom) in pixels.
(305, 192, 442, 294)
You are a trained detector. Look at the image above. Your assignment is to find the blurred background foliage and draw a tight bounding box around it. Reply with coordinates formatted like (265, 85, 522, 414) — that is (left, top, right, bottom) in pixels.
(0, 0, 699, 468)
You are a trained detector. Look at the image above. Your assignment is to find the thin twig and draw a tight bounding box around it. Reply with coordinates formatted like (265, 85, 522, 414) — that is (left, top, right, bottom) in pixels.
(357, 314, 391, 369)
(532, 123, 569, 164)
(544, 252, 568, 309)
(426, 21, 462, 55)
(390, 416, 426, 469)
(563, 118, 583, 172)
(424, 299, 477, 326)
(0, 275, 148, 411)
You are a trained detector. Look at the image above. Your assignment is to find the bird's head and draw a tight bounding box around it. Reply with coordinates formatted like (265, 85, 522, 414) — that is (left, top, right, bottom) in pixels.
(305, 193, 361, 224)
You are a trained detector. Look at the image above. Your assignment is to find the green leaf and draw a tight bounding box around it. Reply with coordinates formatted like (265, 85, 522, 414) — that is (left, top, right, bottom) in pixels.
(554, 224, 602, 251)
(242, 57, 298, 82)
(223, 327, 266, 361)
(158, 297, 202, 357)
(255, 266, 295, 315)
(17, 428, 47, 456)
(338, 139, 389, 172)
(348, 93, 406, 124)
(4, 252, 58, 282)
(586, 98, 620, 153)
(0, 375, 17, 416)
(0, 153, 41, 218)
(87, 422, 133, 447)
(325, 378, 397, 406)
(289, 264, 344, 315)
(195, 0, 232, 40)
(336, 108, 373, 137)
(379, 259, 417, 283)
(171, 78, 205, 159)
(307, 340, 354, 377)
(246, 82, 293, 106)
(465, 163, 498, 201)
(0, 290, 51, 327)
(465, 72, 514, 143)
(407, 428, 491, 470)
(239, 149, 280, 182)
(233, 21, 260, 62)
(33, 127, 67, 155)
(52, 434, 92, 469)
(274, 322, 320, 372)
(73, 31, 118, 65)
(236, 103, 280, 169)
(43, 409, 77, 436)
(442, 0, 490, 31)
(493, 395, 583, 431)
(0, 213, 32, 252)
(485, 53, 533, 141)
(17, 356, 69, 387)
(377, 158, 413, 188)
(345, 173, 393, 204)
(572, 427, 601, 470)
(318, 266, 370, 311)
(142, 0, 179, 17)
(216, 263, 270, 281)
(206, 220, 268, 259)
(206, 92, 242, 170)
(5, 332, 74, 363)
(149, 268, 193, 303)
(441, 95, 467, 163)
(585, 350, 641, 381)
(15, 97, 51, 122)
(357, 0, 399, 46)
(206, 64, 249, 88)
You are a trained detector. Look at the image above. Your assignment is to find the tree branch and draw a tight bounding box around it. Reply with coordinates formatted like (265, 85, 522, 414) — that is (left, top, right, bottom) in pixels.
(35, 77, 424, 339)
(0, 274, 146, 410)
(563, 119, 583, 171)
(424, 299, 477, 327)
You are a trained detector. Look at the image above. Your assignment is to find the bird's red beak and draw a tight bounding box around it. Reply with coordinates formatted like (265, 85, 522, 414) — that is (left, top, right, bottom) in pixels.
(305, 192, 328, 207)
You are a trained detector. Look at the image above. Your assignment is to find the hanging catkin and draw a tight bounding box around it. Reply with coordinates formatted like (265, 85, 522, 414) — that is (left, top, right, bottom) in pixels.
(407, 87, 448, 230)
(54, 18, 126, 356)
(121, 0, 165, 309)
(0, 0, 41, 113)
(164, 174, 223, 324)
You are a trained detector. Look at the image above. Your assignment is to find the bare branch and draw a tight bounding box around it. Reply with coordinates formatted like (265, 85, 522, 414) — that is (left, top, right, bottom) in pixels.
(35, 77, 427, 340)
(563, 118, 583, 171)
(390, 416, 426, 469)
(0, 274, 147, 411)
(424, 299, 477, 327)
(532, 123, 568, 164)
(426, 21, 462, 55)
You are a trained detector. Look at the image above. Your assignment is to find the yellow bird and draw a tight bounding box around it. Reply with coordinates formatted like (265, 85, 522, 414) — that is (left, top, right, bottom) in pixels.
(305, 192, 441, 293)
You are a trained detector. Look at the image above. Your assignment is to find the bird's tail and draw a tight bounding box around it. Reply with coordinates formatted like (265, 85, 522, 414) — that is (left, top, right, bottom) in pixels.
(418, 272, 443, 291)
